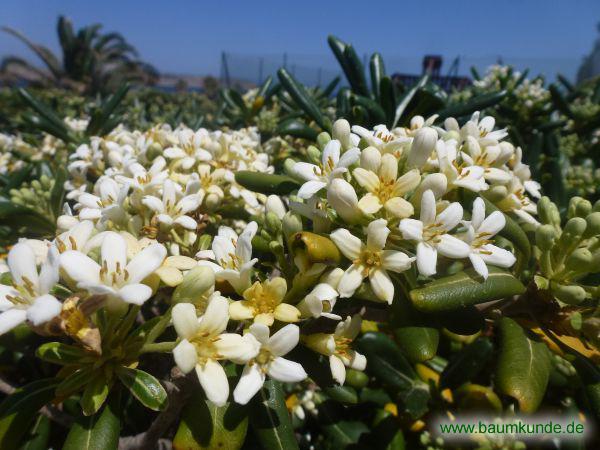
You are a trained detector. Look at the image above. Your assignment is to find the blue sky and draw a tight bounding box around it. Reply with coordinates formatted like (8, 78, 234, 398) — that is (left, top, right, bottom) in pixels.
(1, 0, 599, 82)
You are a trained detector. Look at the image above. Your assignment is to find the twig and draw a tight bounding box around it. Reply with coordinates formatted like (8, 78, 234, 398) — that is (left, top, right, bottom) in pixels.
(119, 371, 191, 450)
(0, 375, 73, 427)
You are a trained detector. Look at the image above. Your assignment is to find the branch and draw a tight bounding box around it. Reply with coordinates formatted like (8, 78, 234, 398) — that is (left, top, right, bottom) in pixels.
(119, 371, 191, 450)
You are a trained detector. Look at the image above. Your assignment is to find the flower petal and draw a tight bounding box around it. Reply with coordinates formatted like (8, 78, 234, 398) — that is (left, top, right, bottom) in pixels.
(329, 355, 346, 384)
(196, 360, 229, 406)
(8, 243, 38, 286)
(198, 295, 229, 335)
(0, 309, 27, 335)
(369, 268, 394, 304)
(268, 324, 300, 356)
(399, 218, 423, 241)
(60, 251, 101, 285)
(118, 284, 152, 305)
(437, 202, 463, 231)
(330, 229, 362, 260)
(469, 253, 489, 279)
(26, 294, 61, 326)
(267, 357, 307, 382)
(381, 250, 414, 273)
(337, 264, 365, 298)
(233, 363, 265, 405)
(298, 180, 326, 199)
(173, 339, 197, 374)
(367, 219, 389, 251)
(126, 243, 167, 283)
(416, 242, 437, 276)
(101, 232, 127, 273)
(437, 234, 471, 259)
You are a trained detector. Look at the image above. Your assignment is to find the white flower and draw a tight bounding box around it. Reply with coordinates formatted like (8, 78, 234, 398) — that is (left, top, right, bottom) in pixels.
(399, 190, 470, 276)
(351, 125, 409, 154)
(196, 222, 258, 294)
(304, 315, 366, 385)
(76, 177, 129, 223)
(353, 153, 420, 218)
(437, 140, 487, 192)
(60, 232, 166, 307)
(327, 178, 362, 223)
(293, 140, 360, 199)
(297, 283, 341, 320)
(331, 219, 414, 303)
(233, 324, 307, 405)
(461, 111, 508, 146)
(0, 243, 62, 334)
(142, 179, 201, 230)
(461, 137, 512, 184)
(163, 129, 212, 170)
(462, 198, 516, 279)
(171, 299, 258, 406)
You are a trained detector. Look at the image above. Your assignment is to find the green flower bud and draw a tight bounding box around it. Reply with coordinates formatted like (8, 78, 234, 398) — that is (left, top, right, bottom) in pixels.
(40, 175, 52, 190)
(306, 145, 321, 165)
(484, 185, 508, 203)
(557, 217, 587, 253)
(538, 196, 561, 226)
(535, 224, 557, 251)
(282, 211, 303, 238)
(565, 248, 593, 272)
(197, 234, 212, 251)
(172, 266, 215, 304)
(146, 142, 163, 161)
(584, 212, 600, 238)
(550, 282, 588, 305)
(265, 211, 282, 233)
(283, 158, 297, 177)
(316, 131, 331, 150)
(31, 180, 42, 191)
(593, 199, 600, 212)
(345, 369, 369, 388)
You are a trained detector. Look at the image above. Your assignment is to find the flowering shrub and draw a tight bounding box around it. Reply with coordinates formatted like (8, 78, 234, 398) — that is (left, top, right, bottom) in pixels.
(0, 37, 599, 450)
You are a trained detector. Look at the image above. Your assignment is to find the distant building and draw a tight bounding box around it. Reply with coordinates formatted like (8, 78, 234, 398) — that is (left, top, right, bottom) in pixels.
(577, 23, 600, 84)
(392, 55, 471, 91)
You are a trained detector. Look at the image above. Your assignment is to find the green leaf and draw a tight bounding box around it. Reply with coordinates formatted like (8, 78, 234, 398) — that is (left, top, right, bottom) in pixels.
(356, 332, 429, 419)
(63, 395, 120, 450)
(323, 385, 358, 404)
(319, 401, 368, 448)
(17, 89, 75, 143)
(392, 75, 428, 128)
(50, 167, 67, 218)
(56, 367, 95, 398)
(440, 337, 494, 389)
(173, 392, 248, 450)
(19, 414, 50, 450)
(0, 378, 57, 450)
(235, 171, 300, 195)
(495, 318, 551, 413)
(276, 118, 319, 141)
(80, 374, 111, 416)
(394, 326, 439, 363)
(36, 342, 92, 365)
(369, 53, 386, 102)
(249, 380, 299, 450)
(342, 44, 370, 97)
(115, 367, 168, 411)
(410, 267, 525, 313)
(277, 68, 330, 131)
(437, 90, 507, 120)
(86, 83, 130, 136)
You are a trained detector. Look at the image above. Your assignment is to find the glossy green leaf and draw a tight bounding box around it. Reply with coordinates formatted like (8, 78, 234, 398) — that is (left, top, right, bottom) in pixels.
(369, 53, 386, 102)
(342, 44, 370, 97)
(173, 392, 248, 450)
(36, 342, 91, 365)
(56, 367, 95, 398)
(319, 400, 368, 448)
(440, 337, 493, 389)
(495, 318, 551, 413)
(249, 380, 299, 450)
(323, 385, 358, 404)
(276, 118, 319, 141)
(19, 414, 50, 450)
(410, 267, 525, 313)
(235, 171, 300, 195)
(80, 374, 111, 416)
(437, 90, 507, 120)
(0, 379, 57, 450)
(277, 68, 330, 131)
(115, 367, 167, 411)
(394, 326, 439, 363)
(63, 395, 120, 450)
(392, 75, 428, 128)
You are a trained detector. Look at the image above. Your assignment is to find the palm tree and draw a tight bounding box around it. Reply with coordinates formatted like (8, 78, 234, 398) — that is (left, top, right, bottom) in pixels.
(1, 16, 158, 94)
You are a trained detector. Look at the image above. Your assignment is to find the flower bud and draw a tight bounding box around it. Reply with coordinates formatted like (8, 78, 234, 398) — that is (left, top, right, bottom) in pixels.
(265, 212, 282, 233)
(584, 212, 600, 238)
(550, 282, 588, 305)
(412, 173, 447, 207)
(535, 224, 557, 251)
(147, 142, 163, 161)
(558, 217, 587, 253)
(332, 119, 352, 150)
(360, 146, 382, 172)
(266, 195, 286, 219)
(307, 145, 322, 165)
(407, 127, 437, 168)
(317, 131, 331, 150)
(327, 178, 361, 223)
(57, 215, 79, 232)
(282, 211, 303, 238)
(172, 266, 215, 305)
(283, 158, 298, 177)
(538, 196, 561, 226)
(568, 197, 592, 219)
(566, 248, 593, 272)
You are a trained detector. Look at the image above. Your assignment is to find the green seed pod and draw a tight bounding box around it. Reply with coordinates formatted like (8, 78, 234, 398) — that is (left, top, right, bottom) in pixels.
(557, 217, 587, 253)
(316, 131, 331, 150)
(584, 212, 600, 238)
(31, 180, 42, 191)
(565, 247, 593, 272)
(551, 282, 588, 305)
(538, 196, 561, 226)
(535, 224, 557, 251)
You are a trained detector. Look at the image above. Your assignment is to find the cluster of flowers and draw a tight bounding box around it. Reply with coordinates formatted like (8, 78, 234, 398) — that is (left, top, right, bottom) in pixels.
(0, 111, 535, 407)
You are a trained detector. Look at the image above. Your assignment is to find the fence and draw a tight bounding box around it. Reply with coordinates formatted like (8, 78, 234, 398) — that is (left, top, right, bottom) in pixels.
(219, 52, 582, 89)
